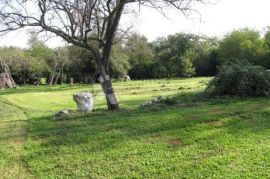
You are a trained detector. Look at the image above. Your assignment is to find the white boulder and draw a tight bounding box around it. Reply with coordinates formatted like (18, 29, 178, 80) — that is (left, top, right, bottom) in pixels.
(123, 75, 131, 82)
(73, 92, 94, 112)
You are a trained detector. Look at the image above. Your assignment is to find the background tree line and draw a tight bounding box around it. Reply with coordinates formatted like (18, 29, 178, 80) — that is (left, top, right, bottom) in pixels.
(1, 28, 270, 85)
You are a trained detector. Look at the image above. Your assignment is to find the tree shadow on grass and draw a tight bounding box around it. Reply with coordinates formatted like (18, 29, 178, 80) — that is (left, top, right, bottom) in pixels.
(21, 96, 270, 178)
(27, 97, 270, 156)
(0, 120, 29, 144)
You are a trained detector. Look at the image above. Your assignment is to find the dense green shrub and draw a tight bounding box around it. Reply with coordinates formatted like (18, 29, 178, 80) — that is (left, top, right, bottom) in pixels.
(206, 61, 270, 97)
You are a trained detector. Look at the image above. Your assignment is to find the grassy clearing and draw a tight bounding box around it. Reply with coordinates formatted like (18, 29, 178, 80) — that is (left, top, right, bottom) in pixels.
(1, 77, 270, 178)
(2, 78, 208, 110)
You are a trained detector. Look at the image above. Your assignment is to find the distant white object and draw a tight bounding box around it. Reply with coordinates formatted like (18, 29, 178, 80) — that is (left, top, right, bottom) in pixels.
(73, 92, 94, 112)
(123, 75, 131, 82)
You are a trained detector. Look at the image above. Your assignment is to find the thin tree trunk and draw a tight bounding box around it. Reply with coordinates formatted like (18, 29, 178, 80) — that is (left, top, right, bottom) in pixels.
(49, 63, 57, 85)
(48, 71, 55, 85)
(60, 68, 64, 84)
(54, 70, 61, 85)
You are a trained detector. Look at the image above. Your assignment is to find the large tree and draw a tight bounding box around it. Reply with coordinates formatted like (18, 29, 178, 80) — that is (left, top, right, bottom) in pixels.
(0, 0, 209, 110)
(218, 28, 264, 64)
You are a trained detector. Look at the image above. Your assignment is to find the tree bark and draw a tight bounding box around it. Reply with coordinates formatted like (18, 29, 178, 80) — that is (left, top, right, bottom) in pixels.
(49, 63, 57, 85)
(54, 70, 61, 85)
(98, 58, 119, 110)
(94, 51, 119, 110)
(93, 3, 124, 110)
(60, 69, 64, 84)
(48, 72, 55, 85)
(0, 59, 16, 88)
(98, 72, 119, 110)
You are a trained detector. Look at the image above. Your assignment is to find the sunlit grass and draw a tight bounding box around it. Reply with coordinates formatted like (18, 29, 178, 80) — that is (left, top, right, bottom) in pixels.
(1, 77, 270, 178)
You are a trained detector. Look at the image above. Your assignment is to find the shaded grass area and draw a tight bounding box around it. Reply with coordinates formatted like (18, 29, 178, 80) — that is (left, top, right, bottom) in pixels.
(1, 77, 270, 178)
(25, 99, 270, 178)
(0, 98, 33, 178)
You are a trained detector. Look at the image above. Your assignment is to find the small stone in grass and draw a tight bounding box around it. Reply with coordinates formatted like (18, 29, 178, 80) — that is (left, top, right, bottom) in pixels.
(55, 109, 69, 117)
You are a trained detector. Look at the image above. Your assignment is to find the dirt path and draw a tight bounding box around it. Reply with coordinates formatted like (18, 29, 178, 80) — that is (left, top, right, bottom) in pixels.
(0, 98, 33, 178)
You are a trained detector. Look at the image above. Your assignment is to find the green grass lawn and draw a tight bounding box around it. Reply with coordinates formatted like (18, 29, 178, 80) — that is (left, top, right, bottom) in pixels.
(1, 77, 270, 178)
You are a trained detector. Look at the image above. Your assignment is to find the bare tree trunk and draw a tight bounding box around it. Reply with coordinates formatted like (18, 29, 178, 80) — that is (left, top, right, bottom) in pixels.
(0, 59, 16, 88)
(48, 72, 55, 85)
(99, 72, 119, 110)
(60, 69, 64, 84)
(95, 54, 119, 110)
(59, 64, 64, 85)
(54, 70, 61, 85)
(49, 63, 57, 85)
(94, 4, 124, 110)
(4, 63, 16, 87)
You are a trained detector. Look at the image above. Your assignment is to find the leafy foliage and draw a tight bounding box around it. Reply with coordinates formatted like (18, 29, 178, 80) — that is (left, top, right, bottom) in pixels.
(2, 28, 270, 84)
(66, 45, 97, 83)
(125, 34, 155, 79)
(0, 47, 49, 84)
(217, 28, 264, 64)
(152, 34, 196, 78)
(206, 61, 270, 97)
(110, 43, 130, 79)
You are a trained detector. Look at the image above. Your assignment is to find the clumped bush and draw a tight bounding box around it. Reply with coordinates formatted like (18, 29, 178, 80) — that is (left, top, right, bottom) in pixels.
(206, 61, 270, 97)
